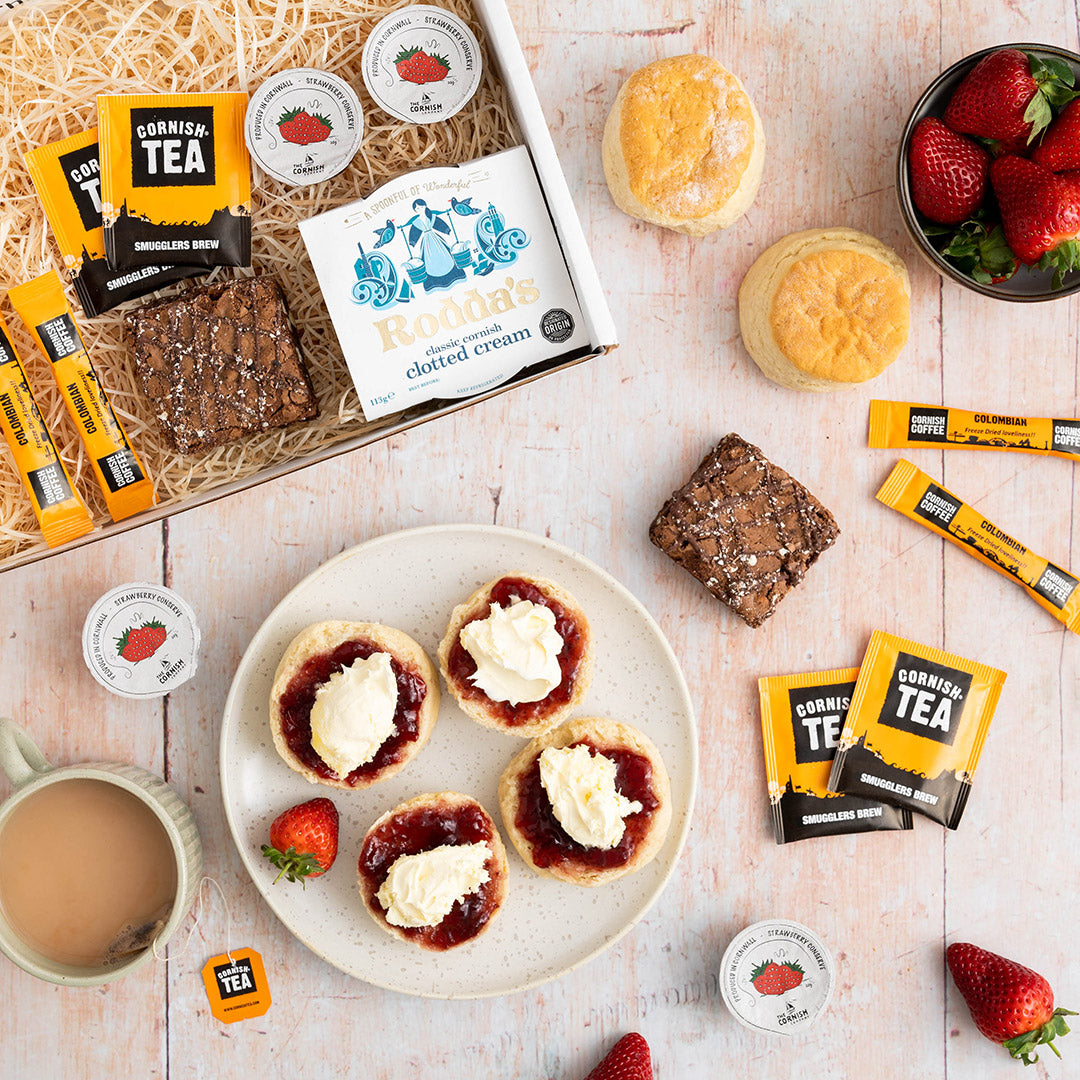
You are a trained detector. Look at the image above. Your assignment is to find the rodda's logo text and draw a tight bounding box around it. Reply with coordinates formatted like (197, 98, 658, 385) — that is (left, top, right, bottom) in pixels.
(372, 277, 539, 351)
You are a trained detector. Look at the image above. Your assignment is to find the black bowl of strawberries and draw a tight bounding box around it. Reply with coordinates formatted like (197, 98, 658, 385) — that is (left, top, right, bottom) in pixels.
(898, 43, 1080, 301)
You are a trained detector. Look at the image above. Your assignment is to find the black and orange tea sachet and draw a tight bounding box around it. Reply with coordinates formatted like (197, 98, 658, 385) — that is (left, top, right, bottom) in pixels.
(828, 631, 1007, 830)
(98, 92, 251, 270)
(759, 668, 912, 844)
(23, 128, 202, 318)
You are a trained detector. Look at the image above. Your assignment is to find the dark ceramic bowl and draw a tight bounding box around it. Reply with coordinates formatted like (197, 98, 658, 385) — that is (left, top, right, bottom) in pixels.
(896, 42, 1080, 302)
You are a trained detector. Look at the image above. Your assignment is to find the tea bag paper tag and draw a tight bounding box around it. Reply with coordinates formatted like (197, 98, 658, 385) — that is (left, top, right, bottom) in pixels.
(201, 947, 271, 1023)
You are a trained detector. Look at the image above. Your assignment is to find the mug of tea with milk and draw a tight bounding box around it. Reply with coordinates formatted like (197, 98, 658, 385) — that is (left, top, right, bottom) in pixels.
(0, 717, 202, 985)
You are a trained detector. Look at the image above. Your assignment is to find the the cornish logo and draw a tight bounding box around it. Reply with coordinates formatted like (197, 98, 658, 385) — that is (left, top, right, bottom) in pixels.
(1052, 418, 1080, 453)
(58, 142, 103, 232)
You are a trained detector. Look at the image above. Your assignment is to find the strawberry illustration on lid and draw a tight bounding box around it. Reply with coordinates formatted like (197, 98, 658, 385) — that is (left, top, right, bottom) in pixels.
(245, 69, 364, 187)
(720, 919, 834, 1036)
(82, 583, 200, 699)
(362, 6, 482, 125)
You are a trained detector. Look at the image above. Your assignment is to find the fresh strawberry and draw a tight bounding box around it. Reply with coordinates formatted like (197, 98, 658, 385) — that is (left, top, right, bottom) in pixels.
(750, 959, 788, 996)
(115, 621, 166, 662)
(944, 49, 1078, 146)
(909, 117, 990, 224)
(947, 942, 1076, 1065)
(779, 960, 805, 992)
(990, 155, 1080, 282)
(923, 212, 1019, 284)
(1032, 98, 1080, 171)
(584, 1033, 652, 1080)
(261, 798, 338, 886)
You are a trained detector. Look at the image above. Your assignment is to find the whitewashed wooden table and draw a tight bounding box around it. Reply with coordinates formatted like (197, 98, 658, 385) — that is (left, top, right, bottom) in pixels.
(1, 1, 1078, 1077)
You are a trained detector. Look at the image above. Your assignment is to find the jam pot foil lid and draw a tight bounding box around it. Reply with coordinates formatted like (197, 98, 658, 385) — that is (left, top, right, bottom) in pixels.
(245, 68, 364, 187)
(361, 5, 482, 125)
(720, 919, 834, 1036)
(82, 582, 200, 699)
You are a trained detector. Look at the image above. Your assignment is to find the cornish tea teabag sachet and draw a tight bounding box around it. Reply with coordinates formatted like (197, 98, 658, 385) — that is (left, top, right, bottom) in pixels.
(299, 146, 590, 420)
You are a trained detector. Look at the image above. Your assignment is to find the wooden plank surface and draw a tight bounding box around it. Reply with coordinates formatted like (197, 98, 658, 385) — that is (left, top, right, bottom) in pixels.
(1, 0, 1078, 1077)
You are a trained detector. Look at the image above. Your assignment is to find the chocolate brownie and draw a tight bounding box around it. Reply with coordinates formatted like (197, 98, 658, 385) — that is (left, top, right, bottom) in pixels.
(124, 276, 317, 454)
(649, 434, 839, 627)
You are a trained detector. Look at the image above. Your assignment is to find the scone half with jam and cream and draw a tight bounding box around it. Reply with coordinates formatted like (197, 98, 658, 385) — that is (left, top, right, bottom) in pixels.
(357, 792, 509, 950)
(269, 621, 439, 789)
(498, 717, 671, 887)
(438, 573, 593, 738)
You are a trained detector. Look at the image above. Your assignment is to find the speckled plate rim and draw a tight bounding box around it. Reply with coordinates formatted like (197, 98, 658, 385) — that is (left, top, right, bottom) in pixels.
(219, 524, 698, 999)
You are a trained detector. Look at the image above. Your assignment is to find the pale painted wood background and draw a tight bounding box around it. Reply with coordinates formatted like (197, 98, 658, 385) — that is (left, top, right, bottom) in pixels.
(1, 0, 1078, 1077)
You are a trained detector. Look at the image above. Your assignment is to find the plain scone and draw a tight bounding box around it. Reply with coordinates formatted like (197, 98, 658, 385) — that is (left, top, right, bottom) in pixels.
(269, 620, 439, 789)
(438, 573, 593, 738)
(602, 54, 765, 236)
(739, 228, 911, 392)
(356, 791, 509, 950)
(498, 717, 672, 887)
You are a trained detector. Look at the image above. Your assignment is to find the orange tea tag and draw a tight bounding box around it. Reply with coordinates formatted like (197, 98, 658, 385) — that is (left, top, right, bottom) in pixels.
(201, 947, 271, 1023)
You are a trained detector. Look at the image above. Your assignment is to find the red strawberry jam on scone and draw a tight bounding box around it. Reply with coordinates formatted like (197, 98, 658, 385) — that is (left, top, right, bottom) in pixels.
(438, 574, 593, 737)
(497, 718, 672, 887)
(357, 792, 508, 951)
(269, 621, 440, 790)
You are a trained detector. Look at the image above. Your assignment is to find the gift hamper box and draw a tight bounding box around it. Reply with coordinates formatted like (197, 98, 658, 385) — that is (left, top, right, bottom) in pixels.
(0, 0, 616, 572)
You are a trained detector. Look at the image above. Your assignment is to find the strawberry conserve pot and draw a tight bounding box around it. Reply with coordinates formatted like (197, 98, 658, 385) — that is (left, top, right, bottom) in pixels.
(245, 69, 364, 187)
(720, 919, 835, 1036)
(82, 583, 200, 699)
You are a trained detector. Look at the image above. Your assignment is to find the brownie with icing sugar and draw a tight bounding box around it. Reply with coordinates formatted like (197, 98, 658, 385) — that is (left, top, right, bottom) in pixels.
(124, 275, 317, 454)
(649, 433, 839, 627)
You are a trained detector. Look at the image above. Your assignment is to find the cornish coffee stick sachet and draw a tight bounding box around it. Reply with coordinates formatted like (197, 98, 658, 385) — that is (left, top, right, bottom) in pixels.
(876, 460, 1080, 635)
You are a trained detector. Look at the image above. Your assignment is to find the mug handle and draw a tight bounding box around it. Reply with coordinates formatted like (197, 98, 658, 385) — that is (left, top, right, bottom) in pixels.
(0, 718, 52, 789)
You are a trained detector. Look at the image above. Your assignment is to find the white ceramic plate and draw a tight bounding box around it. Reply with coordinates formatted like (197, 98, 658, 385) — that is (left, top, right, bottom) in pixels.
(220, 524, 697, 998)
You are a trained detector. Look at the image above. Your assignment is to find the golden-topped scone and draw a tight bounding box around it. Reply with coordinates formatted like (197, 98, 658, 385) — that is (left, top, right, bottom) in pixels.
(602, 54, 765, 236)
(438, 574, 592, 738)
(270, 620, 439, 789)
(498, 718, 672, 887)
(739, 228, 911, 392)
(357, 792, 508, 951)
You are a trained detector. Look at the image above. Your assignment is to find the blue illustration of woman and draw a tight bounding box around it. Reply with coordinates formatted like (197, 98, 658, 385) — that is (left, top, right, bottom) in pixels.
(405, 199, 466, 291)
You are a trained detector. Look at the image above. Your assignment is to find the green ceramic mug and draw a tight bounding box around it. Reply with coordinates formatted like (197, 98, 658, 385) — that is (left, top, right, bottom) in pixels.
(0, 717, 202, 985)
